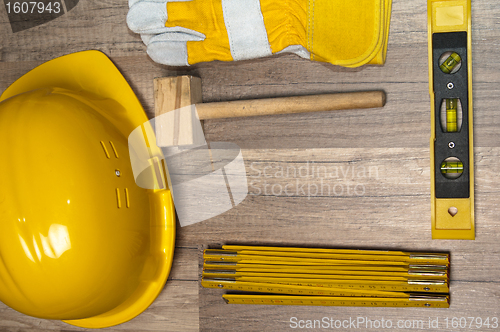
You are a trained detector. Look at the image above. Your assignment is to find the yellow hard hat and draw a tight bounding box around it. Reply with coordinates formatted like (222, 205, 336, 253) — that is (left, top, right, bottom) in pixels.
(0, 51, 175, 328)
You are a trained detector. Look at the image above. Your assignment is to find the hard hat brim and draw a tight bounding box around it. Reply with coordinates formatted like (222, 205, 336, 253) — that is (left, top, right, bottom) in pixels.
(0, 51, 177, 328)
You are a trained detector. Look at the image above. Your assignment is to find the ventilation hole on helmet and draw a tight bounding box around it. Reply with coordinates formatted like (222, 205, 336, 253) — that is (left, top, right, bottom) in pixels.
(124, 188, 130, 208)
(116, 188, 121, 208)
(109, 141, 119, 158)
(100, 141, 110, 159)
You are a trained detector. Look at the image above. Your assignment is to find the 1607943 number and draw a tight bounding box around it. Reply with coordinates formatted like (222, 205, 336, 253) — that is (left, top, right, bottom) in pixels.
(444, 317, 499, 329)
(5, 2, 61, 14)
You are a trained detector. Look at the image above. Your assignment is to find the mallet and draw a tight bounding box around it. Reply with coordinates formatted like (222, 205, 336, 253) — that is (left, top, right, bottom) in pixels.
(154, 76, 386, 147)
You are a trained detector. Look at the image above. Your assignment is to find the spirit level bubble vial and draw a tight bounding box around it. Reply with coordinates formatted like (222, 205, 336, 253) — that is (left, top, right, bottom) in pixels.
(428, 0, 474, 240)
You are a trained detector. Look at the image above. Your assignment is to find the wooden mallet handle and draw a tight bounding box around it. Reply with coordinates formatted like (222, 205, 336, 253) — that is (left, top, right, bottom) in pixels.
(195, 91, 386, 120)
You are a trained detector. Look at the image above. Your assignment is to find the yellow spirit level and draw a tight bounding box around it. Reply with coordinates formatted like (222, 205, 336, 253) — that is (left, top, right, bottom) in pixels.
(428, 0, 474, 239)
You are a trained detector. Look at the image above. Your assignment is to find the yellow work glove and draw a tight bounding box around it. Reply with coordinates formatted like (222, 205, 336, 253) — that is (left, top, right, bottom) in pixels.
(127, 0, 392, 67)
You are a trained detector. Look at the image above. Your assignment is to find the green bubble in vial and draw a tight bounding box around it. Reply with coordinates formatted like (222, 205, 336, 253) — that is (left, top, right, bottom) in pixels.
(446, 98, 458, 132)
(440, 161, 463, 174)
(440, 52, 462, 74)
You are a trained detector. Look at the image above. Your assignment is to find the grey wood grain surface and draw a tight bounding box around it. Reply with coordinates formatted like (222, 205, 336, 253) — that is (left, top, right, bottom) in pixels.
(1, 0, 499, 331)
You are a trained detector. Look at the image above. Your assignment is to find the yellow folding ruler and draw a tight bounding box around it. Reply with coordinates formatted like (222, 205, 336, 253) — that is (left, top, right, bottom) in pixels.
(202, 277, 449, 293)
(205, 248, 450, 265)
(202, 246, 450, 308)
(428, 0, 474, 239)
(204, 261, 449, 277)
(222, 295, 450, 308)
(203, 269, 448, 280)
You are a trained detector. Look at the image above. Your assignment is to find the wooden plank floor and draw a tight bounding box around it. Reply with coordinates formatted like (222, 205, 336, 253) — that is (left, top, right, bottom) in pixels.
(1, 0, 500, 331)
